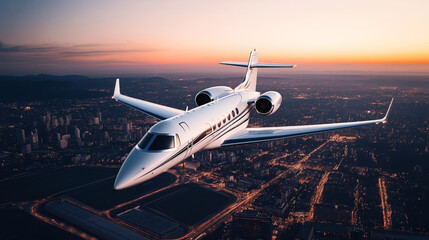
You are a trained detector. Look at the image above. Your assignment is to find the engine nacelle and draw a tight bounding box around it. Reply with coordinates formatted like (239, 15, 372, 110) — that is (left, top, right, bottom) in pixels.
(195, 86, 233, 106)
(255, 91, 282, 115)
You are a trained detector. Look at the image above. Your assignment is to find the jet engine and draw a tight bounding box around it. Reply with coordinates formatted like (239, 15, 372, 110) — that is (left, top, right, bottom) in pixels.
(195, 86, 233, 106)
(255, 91, 282, 115)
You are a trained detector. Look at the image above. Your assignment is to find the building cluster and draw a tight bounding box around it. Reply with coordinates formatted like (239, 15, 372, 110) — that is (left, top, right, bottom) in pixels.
(1, 76, 428, 239)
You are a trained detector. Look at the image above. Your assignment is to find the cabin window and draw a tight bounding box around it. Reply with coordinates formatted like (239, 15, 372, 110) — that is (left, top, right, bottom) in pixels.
(232, 110, 235, 117)
(217, 119, 221, 127)
(138, 133, 154, 149)
(227, 114, 231, 120)
(205, 124, 212, 135)
(222, 115, 226, 123)
(148, 134, 175, 150)
(175, 134, 181, 146)
(235, 108, 239, 114)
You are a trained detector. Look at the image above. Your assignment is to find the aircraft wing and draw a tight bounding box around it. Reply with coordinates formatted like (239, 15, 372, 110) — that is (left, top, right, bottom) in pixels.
(222, 99, 393, 147)
(112, 79, 184, 120)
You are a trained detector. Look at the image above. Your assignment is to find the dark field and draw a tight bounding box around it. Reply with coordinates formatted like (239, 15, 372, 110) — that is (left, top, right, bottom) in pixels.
(70, 172, 176, 210)
(145, 183, 235, 226)
(0, 207, 83, 240)
(0, 166, 118, 204)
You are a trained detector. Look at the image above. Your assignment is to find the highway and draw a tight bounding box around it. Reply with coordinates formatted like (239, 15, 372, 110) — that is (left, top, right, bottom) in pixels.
(378, 177, 392, 230)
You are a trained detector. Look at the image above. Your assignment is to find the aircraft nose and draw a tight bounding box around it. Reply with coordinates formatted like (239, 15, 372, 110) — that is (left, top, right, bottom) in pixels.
(114, 148, 145, 190)
(113, 147, 162, 190)
(114, 170, 135, 190)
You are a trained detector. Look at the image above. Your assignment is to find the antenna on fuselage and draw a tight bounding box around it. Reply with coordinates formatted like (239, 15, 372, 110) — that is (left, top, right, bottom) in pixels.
(185, 106, 189, 112)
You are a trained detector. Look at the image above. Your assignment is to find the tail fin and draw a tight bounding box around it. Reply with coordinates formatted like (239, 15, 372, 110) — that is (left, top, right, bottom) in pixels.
(220, 50, 295, 92)
(237, 50, 258, 91)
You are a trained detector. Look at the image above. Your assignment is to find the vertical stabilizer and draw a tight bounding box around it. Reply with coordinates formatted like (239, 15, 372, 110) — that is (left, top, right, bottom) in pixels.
(235, 50, 258, 91)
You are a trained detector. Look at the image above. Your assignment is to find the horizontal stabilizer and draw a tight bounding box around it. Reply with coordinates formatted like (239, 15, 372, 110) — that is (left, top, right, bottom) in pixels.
(219, 62, 248, 67)
(220, 62, 295, 68)
(251, 63, 295, 68)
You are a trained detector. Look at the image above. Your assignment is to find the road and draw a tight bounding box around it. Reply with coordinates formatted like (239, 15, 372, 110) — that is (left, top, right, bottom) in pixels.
(378, 177, 392, 229)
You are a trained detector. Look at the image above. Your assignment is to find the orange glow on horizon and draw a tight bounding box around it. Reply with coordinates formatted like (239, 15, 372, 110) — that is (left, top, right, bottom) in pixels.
(71, 48, 429, 66)
(1, 0, 429, 75)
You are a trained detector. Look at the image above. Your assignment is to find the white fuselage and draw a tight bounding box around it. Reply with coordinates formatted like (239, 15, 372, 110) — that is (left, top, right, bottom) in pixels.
(114, 90, 259, 189)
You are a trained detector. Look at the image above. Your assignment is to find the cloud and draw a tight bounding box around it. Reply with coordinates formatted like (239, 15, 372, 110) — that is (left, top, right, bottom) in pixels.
(0, 42, 58, 53)
(0, 41, 160, 62)
(0, 41, 166, 74)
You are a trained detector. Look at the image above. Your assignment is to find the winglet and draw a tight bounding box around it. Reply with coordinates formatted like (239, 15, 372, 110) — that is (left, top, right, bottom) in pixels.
(113, 78, 121, 99)
(381, 98, 394, 122)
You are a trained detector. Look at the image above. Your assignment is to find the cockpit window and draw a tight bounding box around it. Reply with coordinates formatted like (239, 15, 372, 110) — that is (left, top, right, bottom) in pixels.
(138, 133, 154, 149)
(148, 134, 175, 150)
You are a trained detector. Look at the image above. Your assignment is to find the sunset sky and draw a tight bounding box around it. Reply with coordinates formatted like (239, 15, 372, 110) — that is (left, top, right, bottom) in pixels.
(1, 0, 429, 76)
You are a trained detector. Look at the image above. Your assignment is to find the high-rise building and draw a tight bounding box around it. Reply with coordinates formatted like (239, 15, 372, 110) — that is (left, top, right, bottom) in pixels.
(97, 111, 102, 122)
(21, 143, 32, 154)
(124, 122, 132, 134)
(65, 114, 72, 125)
(58, 139, 68, 149)
(74, 127, 81, 139)
(62, 134, 71, 143)
(230, 210, 272, 240)
(16, 128, 25, 143)
(52, 116, 58, 128)
(74, 128, 82, 146)
(30, 130, 39, 149)
(104, 131, 110, 142)
(45, 112, 52, 131)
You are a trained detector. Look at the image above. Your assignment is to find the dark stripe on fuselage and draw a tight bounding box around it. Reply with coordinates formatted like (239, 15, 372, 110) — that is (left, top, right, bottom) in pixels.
(211, 106, 252, 141)
(215, 116, 250, 142)
(188, 104, 252, 148)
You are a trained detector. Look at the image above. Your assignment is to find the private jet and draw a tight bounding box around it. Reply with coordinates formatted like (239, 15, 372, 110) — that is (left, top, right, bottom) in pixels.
(113, 50, 393, 190)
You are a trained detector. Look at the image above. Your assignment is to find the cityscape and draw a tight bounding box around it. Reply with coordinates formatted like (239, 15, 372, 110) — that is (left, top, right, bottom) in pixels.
(0, 73, 428, 240)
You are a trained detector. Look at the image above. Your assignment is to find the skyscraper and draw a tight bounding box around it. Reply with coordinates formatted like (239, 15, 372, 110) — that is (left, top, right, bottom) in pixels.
(74, 127, 81, 140)
(16, 128, 25, 143)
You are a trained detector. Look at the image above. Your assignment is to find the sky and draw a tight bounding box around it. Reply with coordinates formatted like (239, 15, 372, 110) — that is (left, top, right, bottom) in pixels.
(0, 0, 429, 76)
